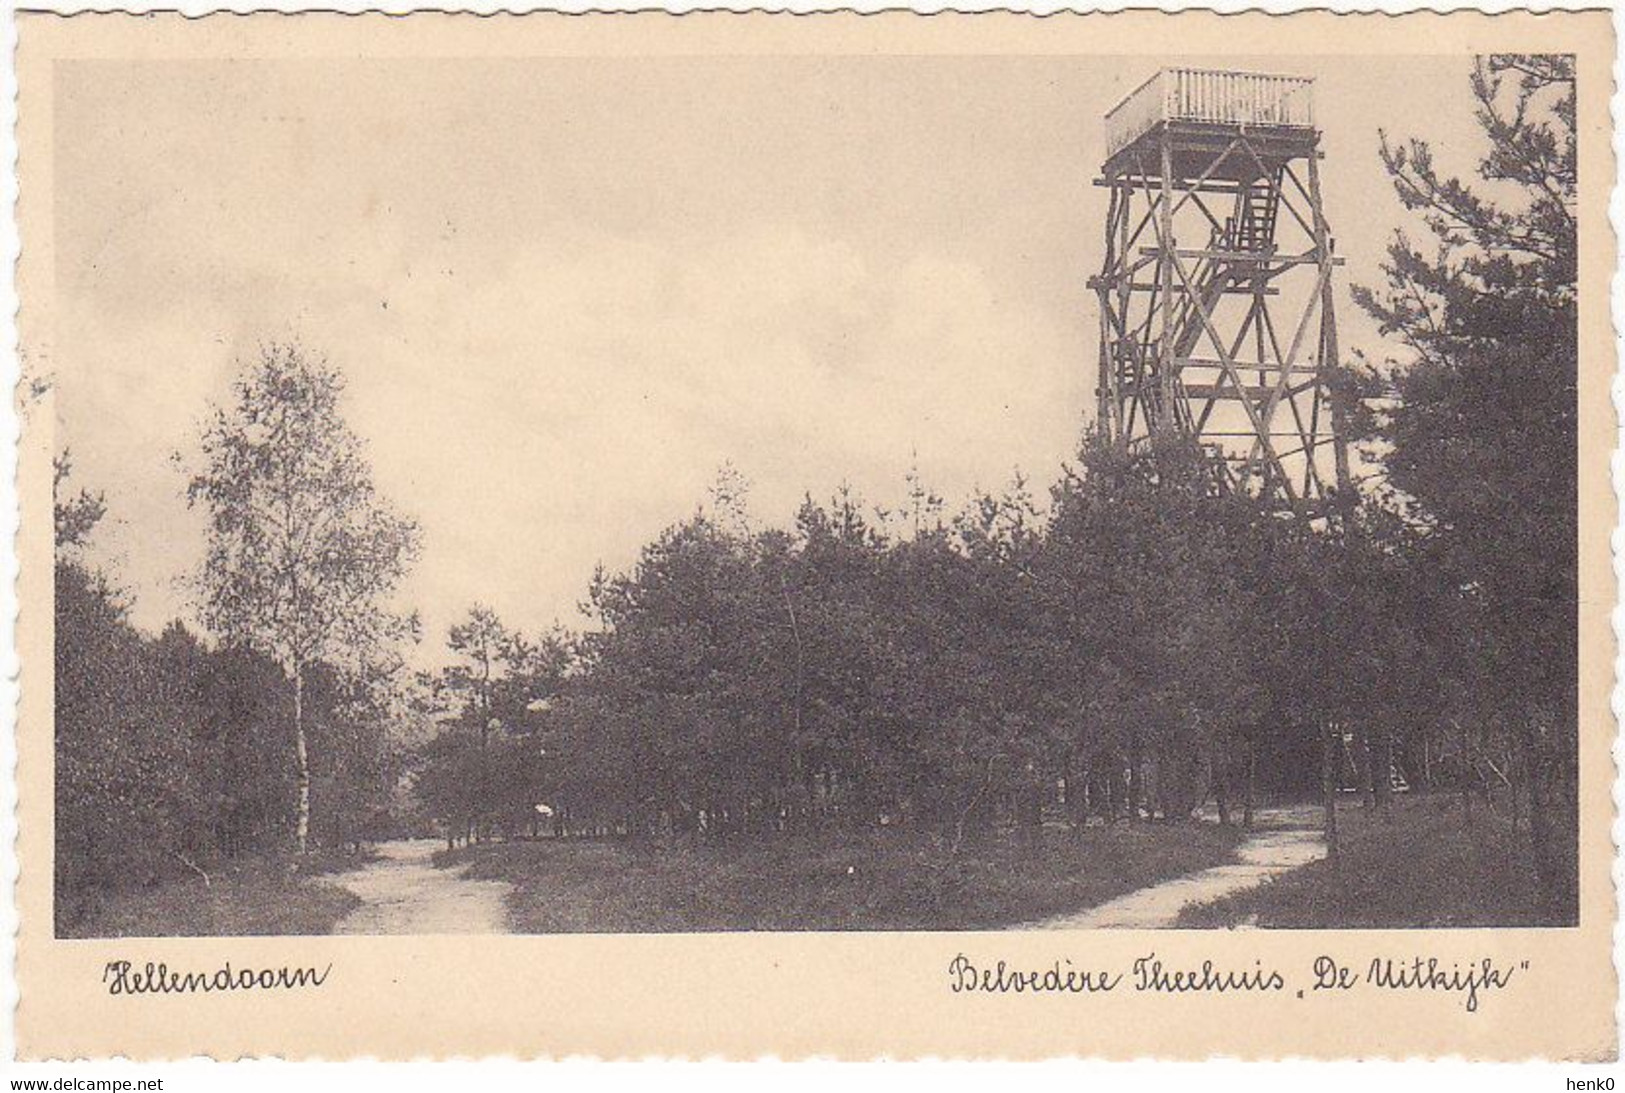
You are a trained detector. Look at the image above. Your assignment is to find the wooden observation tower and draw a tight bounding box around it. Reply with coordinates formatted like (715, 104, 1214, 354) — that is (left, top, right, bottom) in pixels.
(1092, 68, 1352, 519)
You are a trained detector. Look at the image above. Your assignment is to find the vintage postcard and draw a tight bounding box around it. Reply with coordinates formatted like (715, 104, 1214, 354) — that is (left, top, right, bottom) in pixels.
(12, 9, 1617, 1060)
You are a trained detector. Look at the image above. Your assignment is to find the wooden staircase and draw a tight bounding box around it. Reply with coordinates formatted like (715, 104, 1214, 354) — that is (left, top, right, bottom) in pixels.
(1230, 171, 1282, 254)
(1109, 169, 1287, 428)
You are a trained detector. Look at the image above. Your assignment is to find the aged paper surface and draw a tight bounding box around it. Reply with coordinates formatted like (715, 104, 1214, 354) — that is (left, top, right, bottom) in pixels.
(14, 9, 1617, 1060)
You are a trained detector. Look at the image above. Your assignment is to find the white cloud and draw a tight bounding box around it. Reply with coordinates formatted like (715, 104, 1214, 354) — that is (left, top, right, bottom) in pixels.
(60, 223, 1081, 657)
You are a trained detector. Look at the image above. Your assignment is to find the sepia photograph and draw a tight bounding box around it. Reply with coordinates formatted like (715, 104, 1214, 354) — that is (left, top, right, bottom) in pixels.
(12, 7, 1617, 1063)
(42, 44, 1584, 941)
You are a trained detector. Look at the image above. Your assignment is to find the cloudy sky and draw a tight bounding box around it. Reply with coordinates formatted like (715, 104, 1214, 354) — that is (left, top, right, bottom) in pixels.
(51, 53, 1481, 659)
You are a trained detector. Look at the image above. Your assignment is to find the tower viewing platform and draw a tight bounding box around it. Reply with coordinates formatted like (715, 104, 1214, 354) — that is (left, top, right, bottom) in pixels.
(1104, 68, 1317, 179)
(1092, 66, 1346, 520)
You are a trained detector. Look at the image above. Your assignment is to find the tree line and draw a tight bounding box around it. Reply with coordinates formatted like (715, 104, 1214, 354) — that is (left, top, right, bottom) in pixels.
(54, 54, 1578, 928)
(54, 345, 421, 931)
(56, 480, 407, 926)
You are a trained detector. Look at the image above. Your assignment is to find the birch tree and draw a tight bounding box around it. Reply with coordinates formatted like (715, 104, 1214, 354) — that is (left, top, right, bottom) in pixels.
(186, 343, 420, 853)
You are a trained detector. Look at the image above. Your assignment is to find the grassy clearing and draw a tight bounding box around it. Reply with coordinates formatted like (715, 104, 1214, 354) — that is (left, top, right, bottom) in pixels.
(437, 821, 1244, 932)
(1178, 793, 1557, 929)
(61, 850, 370, 938)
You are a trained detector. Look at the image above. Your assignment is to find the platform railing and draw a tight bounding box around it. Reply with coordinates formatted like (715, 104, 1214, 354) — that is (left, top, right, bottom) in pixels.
(1105, 69, 1315, 158)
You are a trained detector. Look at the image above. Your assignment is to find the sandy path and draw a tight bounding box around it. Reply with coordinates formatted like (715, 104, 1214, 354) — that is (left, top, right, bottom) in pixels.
(1029, 806, 1327, 930)
(328, 839, 514, 935)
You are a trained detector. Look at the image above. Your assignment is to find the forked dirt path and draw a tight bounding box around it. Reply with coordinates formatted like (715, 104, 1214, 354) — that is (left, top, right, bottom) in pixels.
(328, 839, 513, 935)
(1029, 805, 1327, 930)
(328, 809, 1322, 934)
